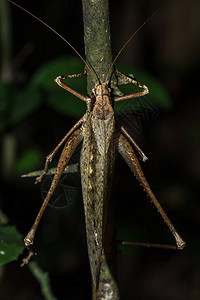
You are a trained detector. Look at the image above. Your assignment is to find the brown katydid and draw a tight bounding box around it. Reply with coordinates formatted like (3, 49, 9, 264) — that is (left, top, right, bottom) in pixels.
(8, 0, 186, 288)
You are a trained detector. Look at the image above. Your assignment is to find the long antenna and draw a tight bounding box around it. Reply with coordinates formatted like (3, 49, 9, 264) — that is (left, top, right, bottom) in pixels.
(106, 8, 160, 82)
(8, 0, 100, 83)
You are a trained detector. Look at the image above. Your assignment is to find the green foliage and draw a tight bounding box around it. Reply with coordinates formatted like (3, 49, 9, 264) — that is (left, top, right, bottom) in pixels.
(0, 55, 173, 185)
(0, 82, 41, 132)
(15, 148, 41, 175)
(10, 86, 41, 125)
(0, 225, 24, 265)
(0, 56, 172, 133)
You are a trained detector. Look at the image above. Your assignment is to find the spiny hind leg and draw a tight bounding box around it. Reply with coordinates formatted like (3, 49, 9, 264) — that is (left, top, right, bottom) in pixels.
(35, 115, 85, 184)
(120, 125, 148, 162)
(25, 127, 83, 248)
(115, 132, 186, 250)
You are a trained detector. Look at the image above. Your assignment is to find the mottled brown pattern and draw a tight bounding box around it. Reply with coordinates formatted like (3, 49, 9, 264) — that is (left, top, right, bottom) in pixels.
(24, 128, 83, 246)
(24, 69, 185, 292)
(116, 133, 186, 250)
(80, 85, 115, 287)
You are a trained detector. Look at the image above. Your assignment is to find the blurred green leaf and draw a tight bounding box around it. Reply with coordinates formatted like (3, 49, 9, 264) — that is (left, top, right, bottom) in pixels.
(15, 148, 41, 175)
(30, 56, 85, 89)
(0, 57, 172, 127)
(0, 225, 24, 265)
(0, 81, 41, 132)
(10, 86, 41, 125)
(30, 57, 172, 118)
(135, 70, 173, 110)
(48, 90, 86, 118)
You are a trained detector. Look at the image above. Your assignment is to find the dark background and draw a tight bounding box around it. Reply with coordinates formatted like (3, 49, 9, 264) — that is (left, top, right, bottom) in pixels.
(0, 0, 200, 299)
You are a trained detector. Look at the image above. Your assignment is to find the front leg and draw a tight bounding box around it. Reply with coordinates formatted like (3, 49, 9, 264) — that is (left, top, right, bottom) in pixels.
(115, 133, 186, 250)
(55, 68, 89, 102)
(114, 69, 149, 102)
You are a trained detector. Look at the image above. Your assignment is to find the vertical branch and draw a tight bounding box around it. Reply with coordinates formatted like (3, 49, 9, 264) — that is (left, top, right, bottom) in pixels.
(82, 0, 114, 93)
(82, 0, 120, 299)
